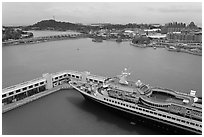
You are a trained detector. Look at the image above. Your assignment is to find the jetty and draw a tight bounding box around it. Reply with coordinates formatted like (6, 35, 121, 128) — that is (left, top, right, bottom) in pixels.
(2, 70, 106, 113)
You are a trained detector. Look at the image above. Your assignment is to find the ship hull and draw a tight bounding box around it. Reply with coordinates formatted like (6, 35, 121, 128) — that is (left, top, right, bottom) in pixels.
(76, 88, 201, 135)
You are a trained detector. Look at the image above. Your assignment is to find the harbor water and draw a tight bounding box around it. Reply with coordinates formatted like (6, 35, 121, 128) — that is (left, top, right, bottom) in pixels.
(2, 31, 202, 134)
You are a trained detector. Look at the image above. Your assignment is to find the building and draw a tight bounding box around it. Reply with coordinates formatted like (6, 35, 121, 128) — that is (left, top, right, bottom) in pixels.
(150, 24, 161, 28)
(162, 22, 201, 43)
(123, 30, 135, 38)
(161, 22, 186, 34)
(167, 31, 202, 43)
(147, 33, 166, 39)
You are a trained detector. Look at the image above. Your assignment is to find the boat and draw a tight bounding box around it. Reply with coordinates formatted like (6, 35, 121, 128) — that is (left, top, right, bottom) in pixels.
(165, 45, 180, 52)
(130, 42, 147, 48)
(92, 37, 103, 42)
(69, 68, 202, 134)
(153, 46, 157, 49)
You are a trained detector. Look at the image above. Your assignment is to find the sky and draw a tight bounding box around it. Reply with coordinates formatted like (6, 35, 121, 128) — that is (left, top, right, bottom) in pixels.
(2, 2, 202, 26)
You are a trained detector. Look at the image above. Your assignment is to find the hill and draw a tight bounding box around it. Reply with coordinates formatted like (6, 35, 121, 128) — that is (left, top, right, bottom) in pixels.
(26, 19, 84, 31)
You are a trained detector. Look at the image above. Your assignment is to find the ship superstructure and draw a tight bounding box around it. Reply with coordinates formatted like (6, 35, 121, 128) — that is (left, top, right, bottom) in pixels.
(69, 68, 202, 134)
(2, 69, 202, 134)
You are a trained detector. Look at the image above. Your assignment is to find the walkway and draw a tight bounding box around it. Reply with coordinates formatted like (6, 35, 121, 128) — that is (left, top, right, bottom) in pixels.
(2, 84, 72, 113)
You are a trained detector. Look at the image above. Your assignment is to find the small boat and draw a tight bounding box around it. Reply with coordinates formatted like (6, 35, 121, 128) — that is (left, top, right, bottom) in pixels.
(130, 42, 147, 48)
(92, 38, 103, 42)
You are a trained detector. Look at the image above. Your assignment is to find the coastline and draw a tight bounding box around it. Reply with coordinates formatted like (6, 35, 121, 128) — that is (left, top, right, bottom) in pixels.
(129, 42, 202, 56)
(2, 32, 202, 56)
(2, 33, 89, 46)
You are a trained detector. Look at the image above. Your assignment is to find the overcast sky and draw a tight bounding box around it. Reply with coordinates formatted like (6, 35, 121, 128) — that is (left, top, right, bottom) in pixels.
(2, 2, 202, 26)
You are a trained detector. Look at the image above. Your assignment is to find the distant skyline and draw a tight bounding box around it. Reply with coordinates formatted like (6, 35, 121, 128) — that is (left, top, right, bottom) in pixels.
(2, 2, 202, 26)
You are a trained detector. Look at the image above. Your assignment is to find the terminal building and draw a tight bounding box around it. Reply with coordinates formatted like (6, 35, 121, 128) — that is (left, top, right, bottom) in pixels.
(167, 31, 202, 43)
(2, 71, 106, 106)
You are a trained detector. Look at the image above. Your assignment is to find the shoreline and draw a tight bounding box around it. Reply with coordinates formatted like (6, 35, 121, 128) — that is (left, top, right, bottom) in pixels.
(2, 36, 202, 56)
(130, 42, 202, 56)
(2, 33, 89, 46)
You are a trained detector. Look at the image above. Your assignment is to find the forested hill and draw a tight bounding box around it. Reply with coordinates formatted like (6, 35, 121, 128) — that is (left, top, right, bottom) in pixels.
(24, 19, 159, 32)
(26, 19, 83, 31)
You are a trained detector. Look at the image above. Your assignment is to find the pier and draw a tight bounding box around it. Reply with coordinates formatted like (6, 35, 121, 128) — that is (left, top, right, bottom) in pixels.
(2, 33, 89, 46)
(2, 70, 106, 113)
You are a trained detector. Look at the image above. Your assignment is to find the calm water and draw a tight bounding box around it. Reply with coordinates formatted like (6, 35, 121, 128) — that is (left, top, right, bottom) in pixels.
(2, 33, 202, 134)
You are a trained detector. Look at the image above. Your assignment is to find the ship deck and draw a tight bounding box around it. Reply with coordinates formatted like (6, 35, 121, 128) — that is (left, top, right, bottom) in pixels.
(108, 78, 138, 92)
(107, 78, 194, 107)
(72, 78, 196, 109)
(141, 93, 185, 105)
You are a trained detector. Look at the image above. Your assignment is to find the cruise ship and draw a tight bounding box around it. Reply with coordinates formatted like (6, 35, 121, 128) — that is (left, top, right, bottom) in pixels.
(69, 68, 202, 134)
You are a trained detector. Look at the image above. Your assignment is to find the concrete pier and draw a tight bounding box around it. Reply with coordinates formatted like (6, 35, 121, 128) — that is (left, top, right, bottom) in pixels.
(2, 84, 72, 113)
(2, 70, 106, 113)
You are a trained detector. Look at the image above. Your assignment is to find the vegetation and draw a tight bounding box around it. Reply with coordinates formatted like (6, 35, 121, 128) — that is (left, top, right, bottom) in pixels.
(24, 19, 159, 33)
(2, 27, 33, 42)
(132, 36, 150, 44)
(25, 19, 84, 31)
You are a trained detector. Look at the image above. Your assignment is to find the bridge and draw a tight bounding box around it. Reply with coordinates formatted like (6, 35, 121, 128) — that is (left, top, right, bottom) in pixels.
(2, 33, 89, 46)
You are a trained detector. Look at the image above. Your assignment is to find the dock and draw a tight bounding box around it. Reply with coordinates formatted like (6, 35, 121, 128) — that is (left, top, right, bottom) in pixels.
(2, 84, 72, 113)
(2, 70, 106, 113)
